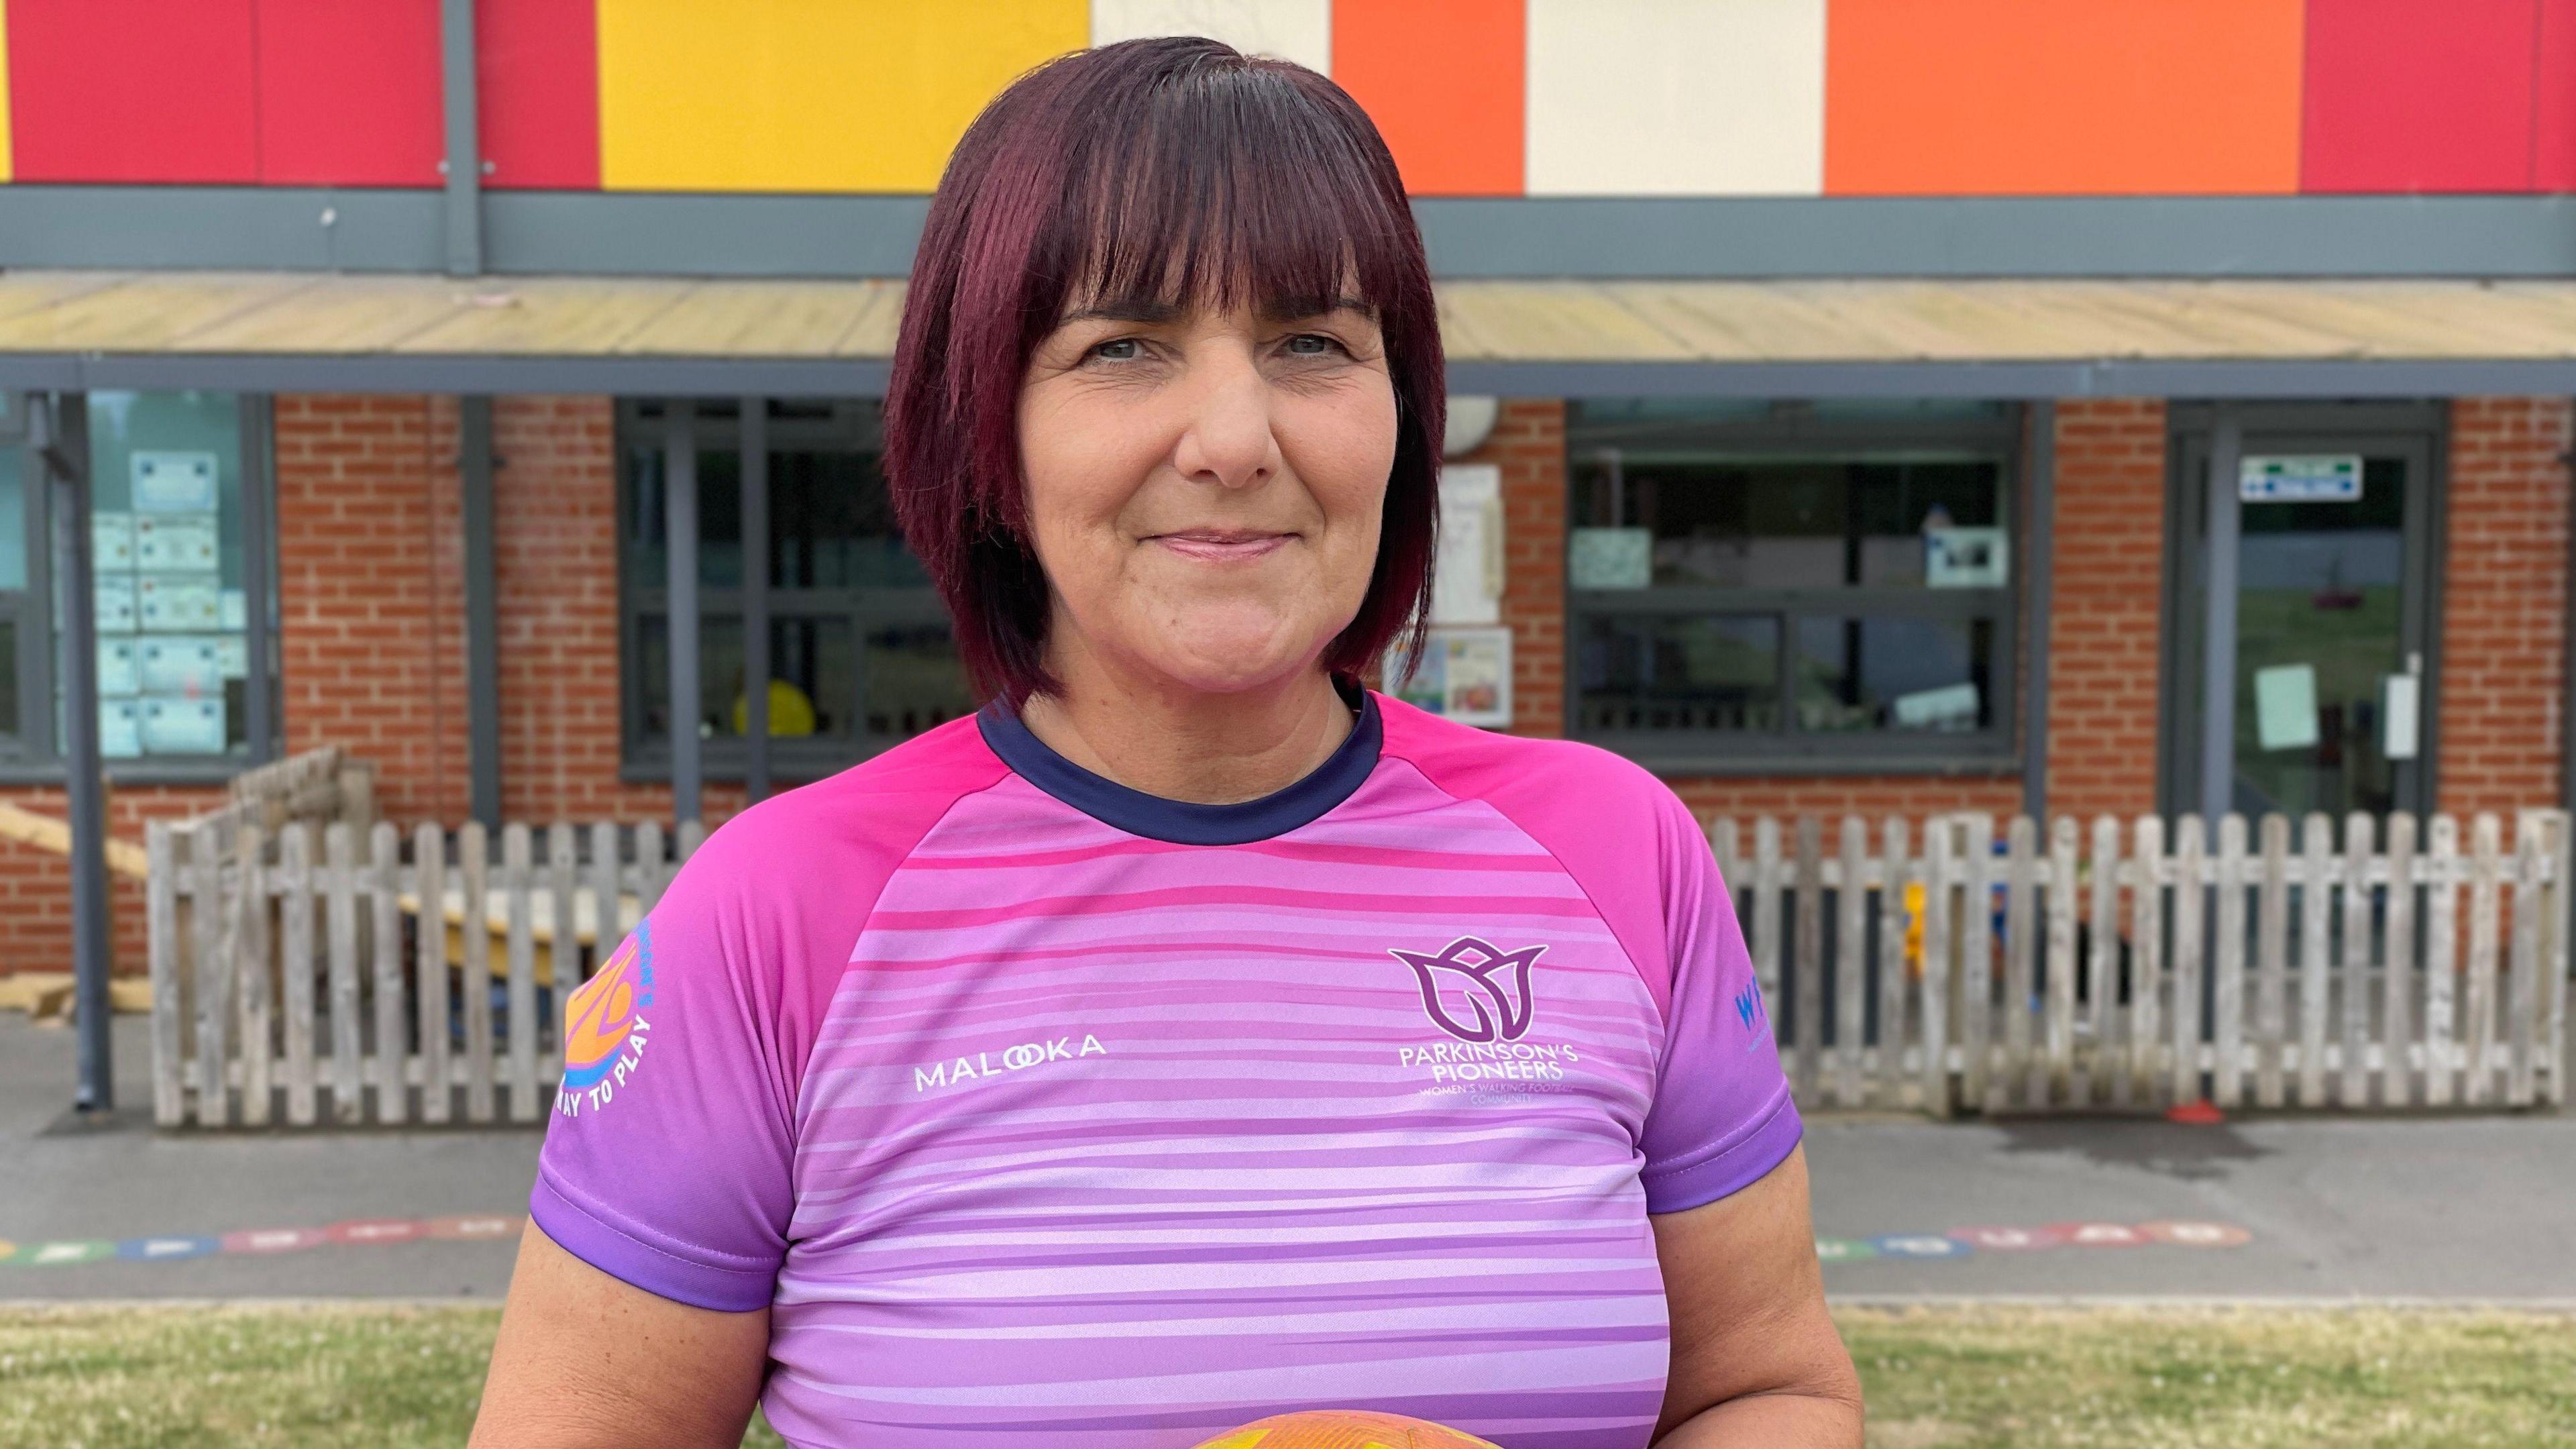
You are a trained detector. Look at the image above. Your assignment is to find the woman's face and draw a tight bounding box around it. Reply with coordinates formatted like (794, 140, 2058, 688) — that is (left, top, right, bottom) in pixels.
(1016, 291, 1398, 698)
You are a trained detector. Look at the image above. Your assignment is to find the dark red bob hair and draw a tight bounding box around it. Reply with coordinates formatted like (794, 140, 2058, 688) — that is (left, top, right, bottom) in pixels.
(885, 36, 1444, 705)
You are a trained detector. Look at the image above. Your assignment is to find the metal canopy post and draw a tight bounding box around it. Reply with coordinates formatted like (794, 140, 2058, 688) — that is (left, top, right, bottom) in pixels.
(2021, 400, 2056, 821)
(238, 397, 277, 763)
(741, 397, 771, 804)
(2198, 409, 2244, 833)
(460, 397, 501, 826)
(665, 405, 702, 827)
(38, 392, 112, 1113)
(437, 0, 484, 276)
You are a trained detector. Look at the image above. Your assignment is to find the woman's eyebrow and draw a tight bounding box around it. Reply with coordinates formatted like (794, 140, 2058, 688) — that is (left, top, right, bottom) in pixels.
(1056, 298, 1184, 326)
(1263, 294, 1377, 322)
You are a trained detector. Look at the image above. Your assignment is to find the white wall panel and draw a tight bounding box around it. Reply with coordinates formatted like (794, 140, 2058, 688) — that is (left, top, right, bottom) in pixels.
(1525, 0, 1825, 197)
(1089, 1, 1334, 73)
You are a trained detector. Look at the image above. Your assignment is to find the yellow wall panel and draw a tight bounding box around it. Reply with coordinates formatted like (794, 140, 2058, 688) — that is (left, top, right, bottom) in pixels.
(598, 0, 1088, 193)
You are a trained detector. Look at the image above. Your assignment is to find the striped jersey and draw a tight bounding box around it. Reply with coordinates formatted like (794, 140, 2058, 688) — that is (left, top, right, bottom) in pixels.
(531, 690, 1800, 1448)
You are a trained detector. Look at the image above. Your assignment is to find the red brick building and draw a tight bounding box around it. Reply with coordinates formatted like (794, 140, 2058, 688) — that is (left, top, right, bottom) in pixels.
(5, 3, 2576, 982)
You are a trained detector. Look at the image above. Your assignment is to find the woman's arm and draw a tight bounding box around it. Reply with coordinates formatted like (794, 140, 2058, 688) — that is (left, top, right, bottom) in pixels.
(468, 1220, 773, 1449)
(1648, 1146, 1864, 1448)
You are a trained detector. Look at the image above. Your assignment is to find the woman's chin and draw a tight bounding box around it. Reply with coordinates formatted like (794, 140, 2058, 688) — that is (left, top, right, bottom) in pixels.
(1132, 633, 1323, 698)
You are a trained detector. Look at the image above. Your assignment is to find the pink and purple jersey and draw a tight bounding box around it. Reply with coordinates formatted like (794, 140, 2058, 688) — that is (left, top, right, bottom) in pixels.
(533, 691, 1799, 1448)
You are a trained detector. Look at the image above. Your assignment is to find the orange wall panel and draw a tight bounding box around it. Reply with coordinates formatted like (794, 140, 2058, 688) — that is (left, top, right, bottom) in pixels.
(5, 0, 260, 183)
(1824, 0, 2306, 196)
(1332, 0, 1523, 197)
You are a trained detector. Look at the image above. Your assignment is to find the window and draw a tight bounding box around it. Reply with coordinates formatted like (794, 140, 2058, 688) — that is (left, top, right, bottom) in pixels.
(1567, 400, 2021, 769)
(618, 399, 975, 777)
(0, 390, 279, 776)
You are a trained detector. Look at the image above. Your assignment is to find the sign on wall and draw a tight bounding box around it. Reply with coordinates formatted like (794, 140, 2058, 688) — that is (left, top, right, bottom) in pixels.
(2241, 454, 2361, 502)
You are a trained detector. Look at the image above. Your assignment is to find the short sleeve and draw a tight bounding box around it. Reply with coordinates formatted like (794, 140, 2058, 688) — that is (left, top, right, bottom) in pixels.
(529, 838, 799, 1311)
(1635, 793, 1804, 1215)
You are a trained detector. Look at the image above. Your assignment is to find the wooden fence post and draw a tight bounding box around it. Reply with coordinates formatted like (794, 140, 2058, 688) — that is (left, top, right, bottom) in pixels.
(416, 823, 451, 1126)
(370, 821, 407, 1125)
(1792, 816, 1823, 1105)
(324, 823, 363, 1125)
(2127, 816, 2163, 1106)
(2341, 812, 2375, 1108)
(236, 824, 271, 1128)
(2425, 815, 2460, 1107)
(2044, 816, 2078, 1107)
(1960, 814, 1996, 1112)
(2254, 814, 2290, 1110)
(2001, 816, 2037, 1109)
(1878, 816, 1911, 1110)
(504, 824, 539, 1124)
(146, 822, 184, 1126)
(461, 821, 495, 1123)
(1835, 816, 1867, 1109)
(193, 826, 233, 1128)
(2382, 813, 2418, 1108)
(2298, 814, 2333, 1108)
(2212, 814, 2248, 1110)
(2467, 814, 2502, 1106)
(2508, 812, 2544, 1108)
(2171, 816, 2205, 1106)
(280, 824, 317, 1126)
(1920, 816, 1953, 1118)
(2084, 816, 2119, 1108)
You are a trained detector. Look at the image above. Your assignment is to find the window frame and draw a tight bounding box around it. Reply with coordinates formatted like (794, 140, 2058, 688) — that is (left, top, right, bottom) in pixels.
(612, 398, 967, 784)
(0, 391, 284, 786)
(1563, 401, 2025, 775)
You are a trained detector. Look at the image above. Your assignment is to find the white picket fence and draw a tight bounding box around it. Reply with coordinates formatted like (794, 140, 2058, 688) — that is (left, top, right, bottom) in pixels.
(1715, 810, 2569, 1116)
(146, 818, 704, 1129)
(147, 809, 2569, 1129)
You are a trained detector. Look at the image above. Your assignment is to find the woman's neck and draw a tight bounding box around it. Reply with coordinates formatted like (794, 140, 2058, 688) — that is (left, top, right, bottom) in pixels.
(1015, 642, 1355, 806)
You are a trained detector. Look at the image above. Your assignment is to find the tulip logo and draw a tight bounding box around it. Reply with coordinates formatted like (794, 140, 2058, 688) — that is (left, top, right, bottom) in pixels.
(1391, 936, 1546, 1043)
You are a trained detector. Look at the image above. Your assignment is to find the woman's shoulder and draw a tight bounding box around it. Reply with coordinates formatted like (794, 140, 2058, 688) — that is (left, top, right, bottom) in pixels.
(1373, 691, 1688, 835)
(665, 715, 1011, 908)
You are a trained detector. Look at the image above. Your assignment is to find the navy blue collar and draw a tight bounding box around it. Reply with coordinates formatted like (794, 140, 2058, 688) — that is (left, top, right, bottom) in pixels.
(977, 685, 1381, 845)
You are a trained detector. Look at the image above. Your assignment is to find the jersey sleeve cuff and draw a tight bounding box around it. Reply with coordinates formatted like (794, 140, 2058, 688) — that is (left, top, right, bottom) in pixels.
(1639, 1085, 1805, 1216)
(529, 1175, 778, 1313)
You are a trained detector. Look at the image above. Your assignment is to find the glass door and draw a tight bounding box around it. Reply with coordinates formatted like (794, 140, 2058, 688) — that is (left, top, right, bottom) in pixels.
(2166, 409, 2438, 822)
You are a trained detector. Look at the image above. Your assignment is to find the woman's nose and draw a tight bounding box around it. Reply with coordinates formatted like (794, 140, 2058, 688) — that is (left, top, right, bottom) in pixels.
(1171, 352, 1279, 490)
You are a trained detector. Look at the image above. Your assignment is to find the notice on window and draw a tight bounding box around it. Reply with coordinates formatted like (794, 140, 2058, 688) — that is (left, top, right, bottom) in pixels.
(140, 637, 227, 698)
(1569, 527, 1652, 590)
(1393, 627, 1511, 729)
(138, 573, 223, 631)
(2241, 455, 2361, 503)
(135, 513, 219, 572)
(95, 576, 139, 633)
(1925, 527, 2008, 588)
(1892, 682, 1981, 731)
(131, 451, 220, 513)
(140, 697, 226, 755)
(1431, 464, 1501, 625)
(2254, 663, 2320, 751)
(101, 700, 143, 759)
(98, 639, 140, 698)
(93, 513, 138, 571)
(2381, 673, 2420, 760)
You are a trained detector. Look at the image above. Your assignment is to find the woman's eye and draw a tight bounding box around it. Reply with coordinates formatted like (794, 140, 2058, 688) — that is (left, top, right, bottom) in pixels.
(1088, 338, 1143, 362)
(1284, 333, 1342, 357)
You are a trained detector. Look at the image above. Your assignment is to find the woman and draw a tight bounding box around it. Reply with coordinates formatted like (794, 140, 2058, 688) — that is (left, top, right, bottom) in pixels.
(472, 38, 1860, 1449)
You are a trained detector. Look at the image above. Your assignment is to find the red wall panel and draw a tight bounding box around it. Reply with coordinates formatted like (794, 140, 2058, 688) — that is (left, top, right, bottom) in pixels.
(5, 0, 260, 183)
(2301, 0, 2540, 193)
(256, 0, 444, 186)
(477, 0, 598, 190)
(2536, 0, 2576, 189)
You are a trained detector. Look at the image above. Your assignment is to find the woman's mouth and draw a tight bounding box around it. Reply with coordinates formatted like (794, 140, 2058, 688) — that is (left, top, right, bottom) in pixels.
(1148, 531, 1293, 562)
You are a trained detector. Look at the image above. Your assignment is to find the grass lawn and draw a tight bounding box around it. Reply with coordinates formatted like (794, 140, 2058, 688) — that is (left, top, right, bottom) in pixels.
(1, 1302, 2570, 1447)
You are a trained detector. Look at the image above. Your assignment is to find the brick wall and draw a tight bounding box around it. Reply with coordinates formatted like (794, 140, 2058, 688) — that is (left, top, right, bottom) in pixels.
(2437, 396, 2573, 820)
(0, 784, 221, 975)
(274, 393, 471, 824)
(2043, 399, 2170, 822)
(1462, 398, 1568, 740)
(488, 396, 747, 826)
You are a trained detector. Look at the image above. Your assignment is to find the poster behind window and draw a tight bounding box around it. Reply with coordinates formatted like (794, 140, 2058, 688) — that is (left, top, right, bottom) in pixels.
(1394, 627, 1512, 729)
